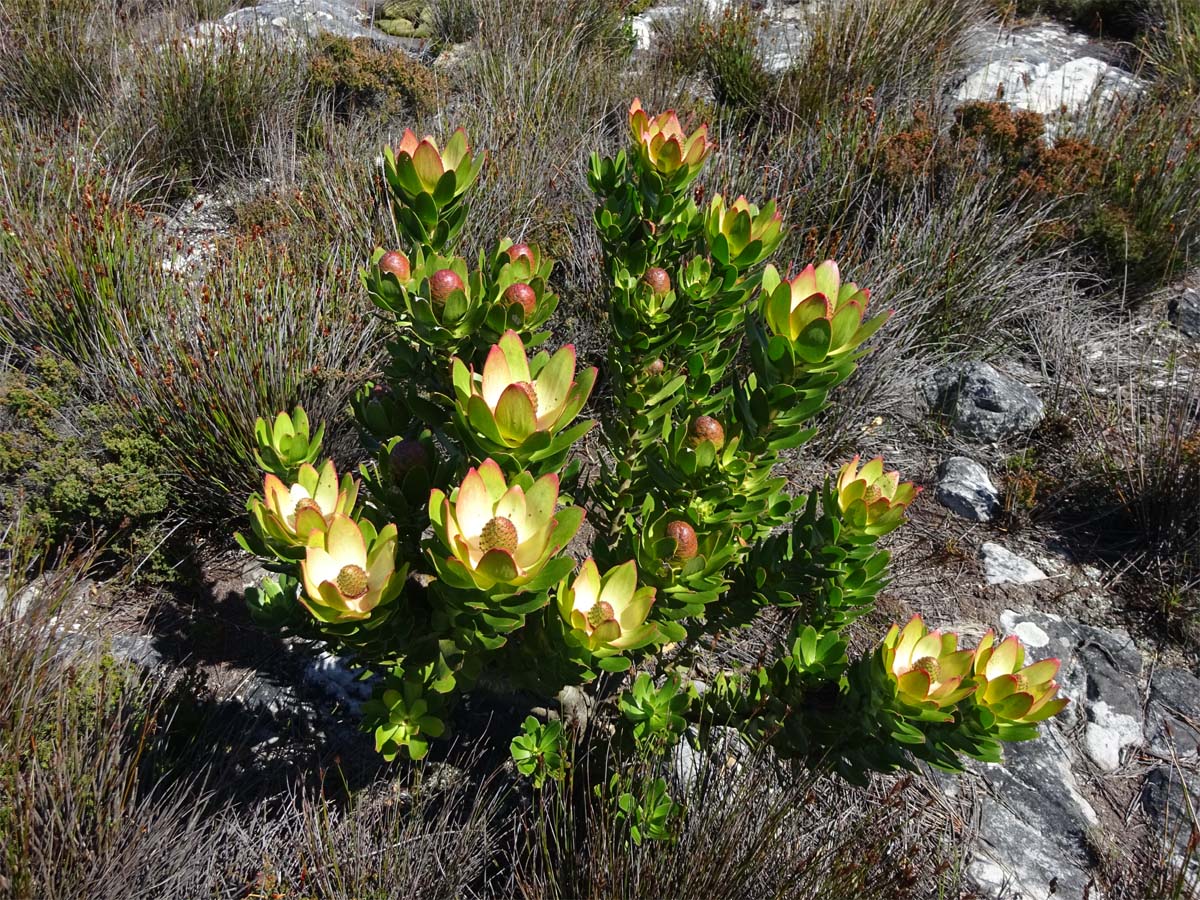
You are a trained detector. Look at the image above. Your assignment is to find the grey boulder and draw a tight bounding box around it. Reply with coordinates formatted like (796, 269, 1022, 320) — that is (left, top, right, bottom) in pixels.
(936, 456, 1001, 522)
(921, 361, 1045, 443)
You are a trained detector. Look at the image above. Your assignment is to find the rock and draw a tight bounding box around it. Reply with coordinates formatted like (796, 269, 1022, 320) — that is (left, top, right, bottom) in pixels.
(1077, 627, 1143, 771)
(960, 609, 1147, 896)
(935, 456, 1001, 522)
(1085, 700, 1143, 772)
(630, 6, 683, 52)
(955, 21, 1140, 123)
(1170, 287, 1200, 341)
(1146, 667, 1200, 760)
(109, 634, 167, 671)
(302, 651, 375, 710)
(921, 360, 1045, 443)
(980, 543, 1047, 585)
(964, 734, 1100, 899)
(958, 55, 1139, 119)
(997, 610, 1144, 771)
(1140, 766, 1200, 868)
(668, 725, 751, 795)
(211, 0, 419, 45)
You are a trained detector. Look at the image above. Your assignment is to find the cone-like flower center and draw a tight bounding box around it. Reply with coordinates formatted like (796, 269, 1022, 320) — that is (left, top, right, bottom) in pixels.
(1012, 672, 1030, 693)
(514, 381, 538, 416)
(379, 250, 410, 281)
(336, 564, 369, 599)
(505, 283, 537, 315)
(480, 516, 519, 554)
(389, 439, 430, 479)
(291, 497, 323, 527)
(912, 656, 942, 683)
(586, 600, 616, 630)
(506, 243, 535, 264)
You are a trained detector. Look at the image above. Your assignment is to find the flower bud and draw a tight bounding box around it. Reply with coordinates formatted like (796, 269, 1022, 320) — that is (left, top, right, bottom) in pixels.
(388, 439, 430, 480)
(687, 415, 724, 450)
(642, 267, 671, 296)
(506, 242, 535, 265)
(645, 358, 665, 377)
(665, 520, 698, 561)
(504, 282, 537, 316)
(379, 250, 410, 281)
(429, 269, 463, 305)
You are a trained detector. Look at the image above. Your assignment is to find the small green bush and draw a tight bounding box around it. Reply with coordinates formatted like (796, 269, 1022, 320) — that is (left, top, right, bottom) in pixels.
(306, 33, 445, 120)
(0, 354, 171, 561)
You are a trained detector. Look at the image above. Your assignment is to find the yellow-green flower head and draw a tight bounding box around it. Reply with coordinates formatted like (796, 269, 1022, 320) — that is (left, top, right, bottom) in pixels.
(972, 632, 1069, 725)
(450, 330, 596, 451)
(759, 261, 889, 367)
(429, 459, 580, 591)
(254, 460, 358, 547)
(300, 515, 402, 623)
(559, 558, 657, 653)
(628, 98, 714, 183)
(882, 615, 976, 714)
(835, 455, 919, 536)
(388, 127, 483, 199)
(254, 406, 324, 477)
(704, 193, 784, 269)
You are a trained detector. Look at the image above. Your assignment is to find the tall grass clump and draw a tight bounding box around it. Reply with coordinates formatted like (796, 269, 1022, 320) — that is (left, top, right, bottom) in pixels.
(1079, 92, 1200, 292)
(0, 544, 215, 898)
(91, 236, 385, 522)
(0, 118, 166, 362)
(775, 0, 983, 123)
(1077, 367, 1200, 631)
(0, 0, 122, 121)
(452, 0, 637, 330)
(514, 748, 961, 899)
(116, 27, 306, 193)
(1143, 0, 1200, 95)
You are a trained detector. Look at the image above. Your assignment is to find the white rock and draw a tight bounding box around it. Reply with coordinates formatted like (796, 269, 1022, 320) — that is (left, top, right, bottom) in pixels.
(980, 542, 1047, 585)
(956, 54, 1139, 122)
(1011, 620, 1049, 649)
(1084, 700, 1142, 771)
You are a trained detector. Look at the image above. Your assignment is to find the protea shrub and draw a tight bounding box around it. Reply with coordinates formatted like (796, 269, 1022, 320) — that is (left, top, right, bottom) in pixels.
(231, 99, 1069, 827)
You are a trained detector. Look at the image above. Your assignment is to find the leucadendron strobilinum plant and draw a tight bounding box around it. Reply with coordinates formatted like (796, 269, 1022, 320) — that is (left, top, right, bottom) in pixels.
(233, 107, 1068, 837)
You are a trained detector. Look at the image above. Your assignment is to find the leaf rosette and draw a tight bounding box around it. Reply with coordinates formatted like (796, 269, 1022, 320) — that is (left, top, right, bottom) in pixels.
(558, 558, 658, 664)
(242, 459, 359, 560)
(450, 330, 596, 471)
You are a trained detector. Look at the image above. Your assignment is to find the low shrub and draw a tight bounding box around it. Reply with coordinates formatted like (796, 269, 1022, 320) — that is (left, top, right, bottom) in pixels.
(0, 353, 172, 565)
(306, 33, 445, 121)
